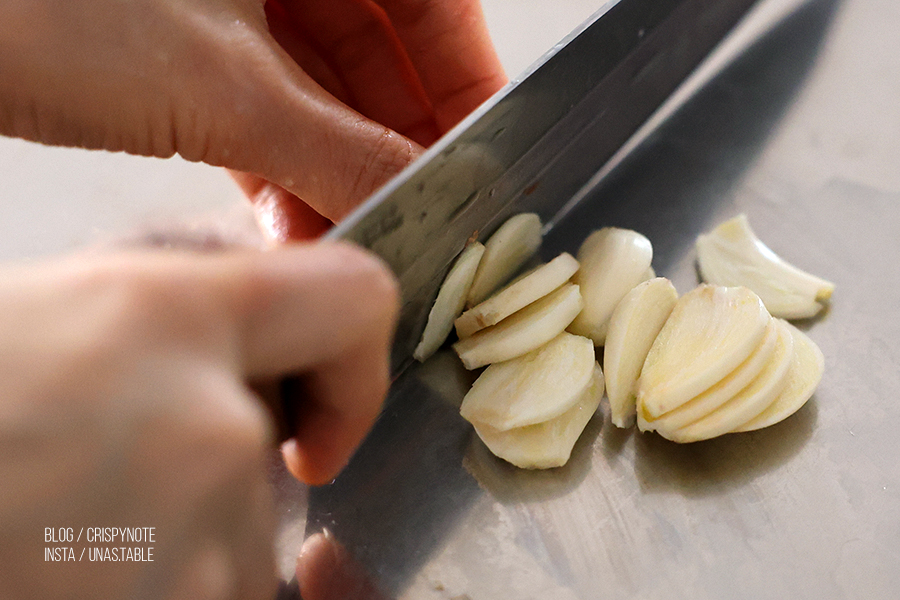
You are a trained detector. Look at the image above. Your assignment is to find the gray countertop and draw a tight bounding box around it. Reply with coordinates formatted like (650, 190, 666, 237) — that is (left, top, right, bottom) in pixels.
(292, 0, 900, 598)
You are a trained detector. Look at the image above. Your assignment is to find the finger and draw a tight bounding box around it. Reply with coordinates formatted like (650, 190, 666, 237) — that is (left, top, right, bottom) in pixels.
(372, 0, 508, 131)
(264, 0, 352, 105)
(228, 242, 399, 483)
(198, 23, 424, 221)
(279, 335, 389, 484)
(296, 531, 388, 600)
(276, 0, 441, 147)
(296, 532, 338, 600)
(231, 242, 399, 380)
(230, 171, 333, 242)
(145, 375, 277, 600)
(76, 242, 398, 485)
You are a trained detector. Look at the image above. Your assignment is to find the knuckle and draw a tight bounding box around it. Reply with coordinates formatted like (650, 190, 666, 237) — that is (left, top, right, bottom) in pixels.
(346, 128, 417, 211)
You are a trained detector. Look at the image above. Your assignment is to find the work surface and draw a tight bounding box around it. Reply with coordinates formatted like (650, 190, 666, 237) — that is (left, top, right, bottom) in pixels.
(297, 1, 900, 598)
(4, 0, 899, 598)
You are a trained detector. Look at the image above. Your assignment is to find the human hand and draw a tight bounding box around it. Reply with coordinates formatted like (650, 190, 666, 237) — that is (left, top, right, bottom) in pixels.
(294, 530, 389, 600)
(0, 0, 507, 239)
(0, 242, 398, 599)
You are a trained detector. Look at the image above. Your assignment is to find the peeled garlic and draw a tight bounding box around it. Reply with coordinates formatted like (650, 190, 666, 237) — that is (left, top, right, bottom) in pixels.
(637, 285, 771, 419)
(467, 213, 543, 307)
(567, 227, 653, 346)
(603, 277, 678, 428)
(696, 214, 834, 319)
(640, 318, 779, 432)
(471, 365, 604, 469)
(660, 320, 795, 442)
(453, 283, 584, 370)
(455, 252, 579, 339)
(734, 320, 823, 432)
(413, 242, 485, 362)
(460, 332, 595, 430)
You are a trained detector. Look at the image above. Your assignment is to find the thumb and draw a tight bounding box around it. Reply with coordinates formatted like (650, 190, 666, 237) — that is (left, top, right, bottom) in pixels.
(201, 33, 423, 223)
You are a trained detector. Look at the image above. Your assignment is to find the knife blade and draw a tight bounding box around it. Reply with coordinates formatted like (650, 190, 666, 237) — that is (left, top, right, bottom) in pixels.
(326, 0, 758, 374)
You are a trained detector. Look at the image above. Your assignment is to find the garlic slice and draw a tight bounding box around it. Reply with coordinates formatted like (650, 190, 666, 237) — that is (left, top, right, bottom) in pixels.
(734, 320, 823, 432)
(413, 242, 485, 362)
(662, 320, 794, 442)
(604, 277, 678, 428)
(696, 214, 835, 319)
(567, 227, 653, 346)
(471, 365, 604, 469)
(453, 283, 584, 370)
(455, 252, 579, 339)
(460, 332, 595, 430)
(637, 285, 771, 419)
(467, 213, 543, 307)
(639, 318, 779, 433)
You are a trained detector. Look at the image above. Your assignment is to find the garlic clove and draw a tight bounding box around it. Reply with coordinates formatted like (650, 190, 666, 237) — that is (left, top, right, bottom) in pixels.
(453, 283, 584, 370)
(413, 242, 485, 362)
(455, 252, 579, 339)
(471, 365, 604, 469)
(662, 319, 794, 442)
(604, 277, 678, 428)
(567, 227, 653, 346)
(696, 214, 835, 319)
(639, 318, 779, 433)
(637, 285, 771, 419)
(733, 320, 824, 432)
(466, 213, 543, 307)
(459, 331, 595, 430)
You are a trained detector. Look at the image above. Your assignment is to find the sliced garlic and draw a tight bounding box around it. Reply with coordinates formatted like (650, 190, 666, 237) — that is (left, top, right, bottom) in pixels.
(637, 285, 771, 419)
(459, 332, 595, 430)
(661, 320, 795, 442)
(734, 320, 823, 432)
(413, 242, 485, 362)
(639, 318, 779, 433)
(453, 283, 584, 370)
(603, 277, 678, 428)
(696, 214, 835, 319)
(466, 213, 543, 307)
(455, 252, 579, 339)
(567, 227, 653, 346)
(471, 365, 604, 469)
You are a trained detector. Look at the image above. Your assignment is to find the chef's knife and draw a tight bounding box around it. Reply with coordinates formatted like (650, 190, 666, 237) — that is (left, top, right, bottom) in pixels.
(325, 0, 758, 374)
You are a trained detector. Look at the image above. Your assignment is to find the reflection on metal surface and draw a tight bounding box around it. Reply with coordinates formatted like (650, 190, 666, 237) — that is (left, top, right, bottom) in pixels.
(544, 0, 841, 275)
(303, 354, 482, 595)
(274, 0, 900, 597)
(268, 454, 310, 582)
(329, 0, 758, 372)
